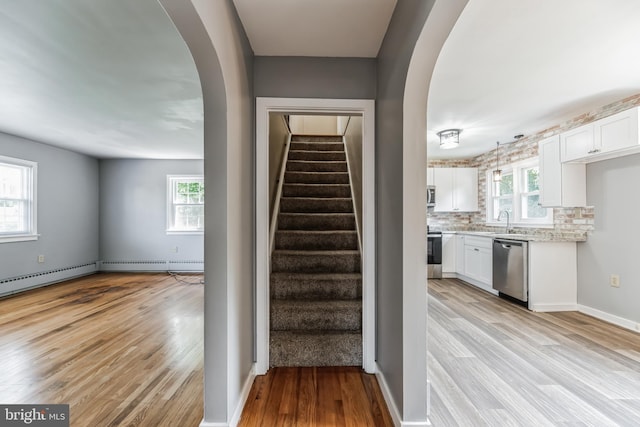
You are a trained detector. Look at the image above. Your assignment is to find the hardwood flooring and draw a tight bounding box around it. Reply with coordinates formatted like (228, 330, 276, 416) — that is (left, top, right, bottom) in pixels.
(238, 366, 394, 426)
(428, 277, 640, 427)
(0, 273, 204, 427)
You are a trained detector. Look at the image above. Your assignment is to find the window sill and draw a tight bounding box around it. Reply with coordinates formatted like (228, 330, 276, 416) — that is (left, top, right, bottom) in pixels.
(166, 230, 204, 236)
(0, 234, 39, 244)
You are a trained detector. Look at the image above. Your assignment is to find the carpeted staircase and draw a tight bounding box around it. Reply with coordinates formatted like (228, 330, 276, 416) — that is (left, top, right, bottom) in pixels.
(270, 135, 362, 367)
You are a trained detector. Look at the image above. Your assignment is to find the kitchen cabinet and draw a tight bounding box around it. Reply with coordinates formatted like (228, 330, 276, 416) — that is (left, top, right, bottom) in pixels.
(539, 135, 586, 207)
(528, 241, 577, 312)
(433, 168, 478, 212)
(463, 236, 492, 288)
(561, 107, 640, 163)
(455, 234, 465, 275)
(441, 233, 456, 276)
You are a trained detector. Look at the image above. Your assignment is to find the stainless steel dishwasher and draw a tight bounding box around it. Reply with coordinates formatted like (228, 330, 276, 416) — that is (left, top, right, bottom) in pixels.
(492, 238, 528, 303)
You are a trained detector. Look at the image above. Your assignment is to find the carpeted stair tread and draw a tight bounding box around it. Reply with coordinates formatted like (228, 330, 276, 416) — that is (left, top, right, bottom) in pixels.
(270, 272, 362, 300)
(275, 230, 358, 250)
(270, 330, 362, 367)
(286, 160, 348, 173)
(291, 135, 343, 142)
(288, 150, 346, 161)
(271, 299, 361, 331)
(280, 197, 353, 213)
(271, 250, 361, 274)
(284, 171, 349, 184)
(278, 213, 356, 230)
(282, 183, 351, 198)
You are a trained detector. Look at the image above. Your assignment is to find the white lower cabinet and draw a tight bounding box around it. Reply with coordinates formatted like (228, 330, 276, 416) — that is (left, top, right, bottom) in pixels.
(441, 233, 456, 276)
(458, 235, 494, 294)
(455, 235, 465, 275)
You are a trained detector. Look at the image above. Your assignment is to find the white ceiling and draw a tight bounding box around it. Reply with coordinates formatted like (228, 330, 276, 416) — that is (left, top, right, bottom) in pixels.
(0, 0, 202, 159)
(427, 0, 640, 159)
(232, 0, 397, 57)
(2, 1, 640, 161)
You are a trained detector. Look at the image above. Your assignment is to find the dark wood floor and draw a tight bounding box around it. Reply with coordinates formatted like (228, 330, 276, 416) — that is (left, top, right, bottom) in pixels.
(428, 277, 640, 426)
(239, 366, 394, 426)
(0, 273, 204, 427)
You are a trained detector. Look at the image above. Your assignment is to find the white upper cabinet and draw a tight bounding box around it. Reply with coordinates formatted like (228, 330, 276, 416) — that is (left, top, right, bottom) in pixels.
(539, 135, 586, 207)
(561, 107, 640, 163)
(433, 167, 478, 212)
(561, 123, 595, 162)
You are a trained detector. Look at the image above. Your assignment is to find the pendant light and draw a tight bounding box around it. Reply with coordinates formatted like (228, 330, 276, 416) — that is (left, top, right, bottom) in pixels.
(437, 129, 461, 150)
(493, 141, 502, 182)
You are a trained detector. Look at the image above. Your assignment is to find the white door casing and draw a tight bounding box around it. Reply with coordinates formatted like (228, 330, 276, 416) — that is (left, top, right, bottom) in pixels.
(255, 97, 375, 374)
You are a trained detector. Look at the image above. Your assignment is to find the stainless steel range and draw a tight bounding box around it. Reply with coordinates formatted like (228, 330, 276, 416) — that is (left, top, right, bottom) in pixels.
(427, 229, 442, 279)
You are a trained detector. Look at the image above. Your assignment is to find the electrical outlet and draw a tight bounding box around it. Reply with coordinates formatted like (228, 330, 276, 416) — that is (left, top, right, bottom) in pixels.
(610, 274, 620, 288)
(171, 246, 179, 253)
(38, 255, 45, 263)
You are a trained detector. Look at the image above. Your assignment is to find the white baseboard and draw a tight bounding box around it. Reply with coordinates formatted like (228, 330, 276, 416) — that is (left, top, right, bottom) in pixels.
(375, 366, 401, 427)
(375, 364, 430, 427)
(530, 303, 578, 312)
(455, 274, 498, 296)
(229, 364, 257, 427)
(0, 263, 97, 297)
(578, 304, 640, 334)
(98, 260, 204, 272)
(198, 364, 256, 427)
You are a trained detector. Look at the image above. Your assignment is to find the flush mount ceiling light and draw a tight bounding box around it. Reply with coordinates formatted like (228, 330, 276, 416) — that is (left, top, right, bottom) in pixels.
(437, 129, 461, 149)
(493, 141, 502, 182)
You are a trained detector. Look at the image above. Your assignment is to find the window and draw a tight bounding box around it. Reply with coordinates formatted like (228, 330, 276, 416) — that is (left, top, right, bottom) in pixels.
(487, 159, 552, 226)
(0, 155, 37, 243)
(167, 175, 204, 233)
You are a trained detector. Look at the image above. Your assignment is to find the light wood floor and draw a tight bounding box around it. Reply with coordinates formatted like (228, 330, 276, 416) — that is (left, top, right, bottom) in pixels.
(0, 273, 204, 427)
(428, 278, 640, 427)
(238, 366, 394, 426)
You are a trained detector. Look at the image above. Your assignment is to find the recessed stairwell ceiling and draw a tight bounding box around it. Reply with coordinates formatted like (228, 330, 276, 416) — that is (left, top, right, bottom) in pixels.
(427, 0, 640, 160)
(232, 0, 397, 57)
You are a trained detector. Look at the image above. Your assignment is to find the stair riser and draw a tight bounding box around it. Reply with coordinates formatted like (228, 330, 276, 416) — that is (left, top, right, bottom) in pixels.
(282, 184, 351, 198)
(278, 214, 356, 230)
(287, 161, 347, 173)
(285, 172, 349, 184)
(280, 198, 353, 213)
(275, 232, 358, 251)
(288, 151, 346, 161)
(271, 305, 361, 331)
(270, 332, 362, 367)
(290, 142, 343, 151)
(272, 253, 361, 274)
(271, 277, 361, 300)
(292, 135, 343, 143)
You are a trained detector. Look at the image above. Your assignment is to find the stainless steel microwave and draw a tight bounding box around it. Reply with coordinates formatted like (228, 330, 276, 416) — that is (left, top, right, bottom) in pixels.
(427, 185, 436, 207)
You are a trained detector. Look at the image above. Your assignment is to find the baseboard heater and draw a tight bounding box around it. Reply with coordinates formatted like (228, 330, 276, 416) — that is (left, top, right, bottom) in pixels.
(0, 263, 97, 297)
(98, 260, 204, 272)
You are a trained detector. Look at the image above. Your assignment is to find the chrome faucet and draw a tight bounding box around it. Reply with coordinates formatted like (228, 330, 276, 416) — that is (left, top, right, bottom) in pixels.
(497, 210, 511, 233)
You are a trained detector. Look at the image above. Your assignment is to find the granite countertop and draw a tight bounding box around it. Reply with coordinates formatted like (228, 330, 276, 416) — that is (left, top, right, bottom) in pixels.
(440, 230, 587, 242)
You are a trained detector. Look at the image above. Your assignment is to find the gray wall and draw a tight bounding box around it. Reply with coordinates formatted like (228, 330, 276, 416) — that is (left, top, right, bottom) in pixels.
(99, 159, 204, 262)
(375, 0, 435, 418)
(343, 116, 363, 246)
(269, 114, 289, 219)
(0, 132, 99, 279)
(578, 153, 640, 323)
(254, 56, 377, 99)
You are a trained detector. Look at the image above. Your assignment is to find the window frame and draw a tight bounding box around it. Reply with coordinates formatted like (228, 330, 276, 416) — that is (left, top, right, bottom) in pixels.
(0, 155, 38, 243)
(486, 158, 553, 228)
(166, 175, 204, 235)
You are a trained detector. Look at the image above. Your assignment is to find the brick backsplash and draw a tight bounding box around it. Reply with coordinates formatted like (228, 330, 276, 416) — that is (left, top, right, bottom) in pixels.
(427, 93, 640, 236)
